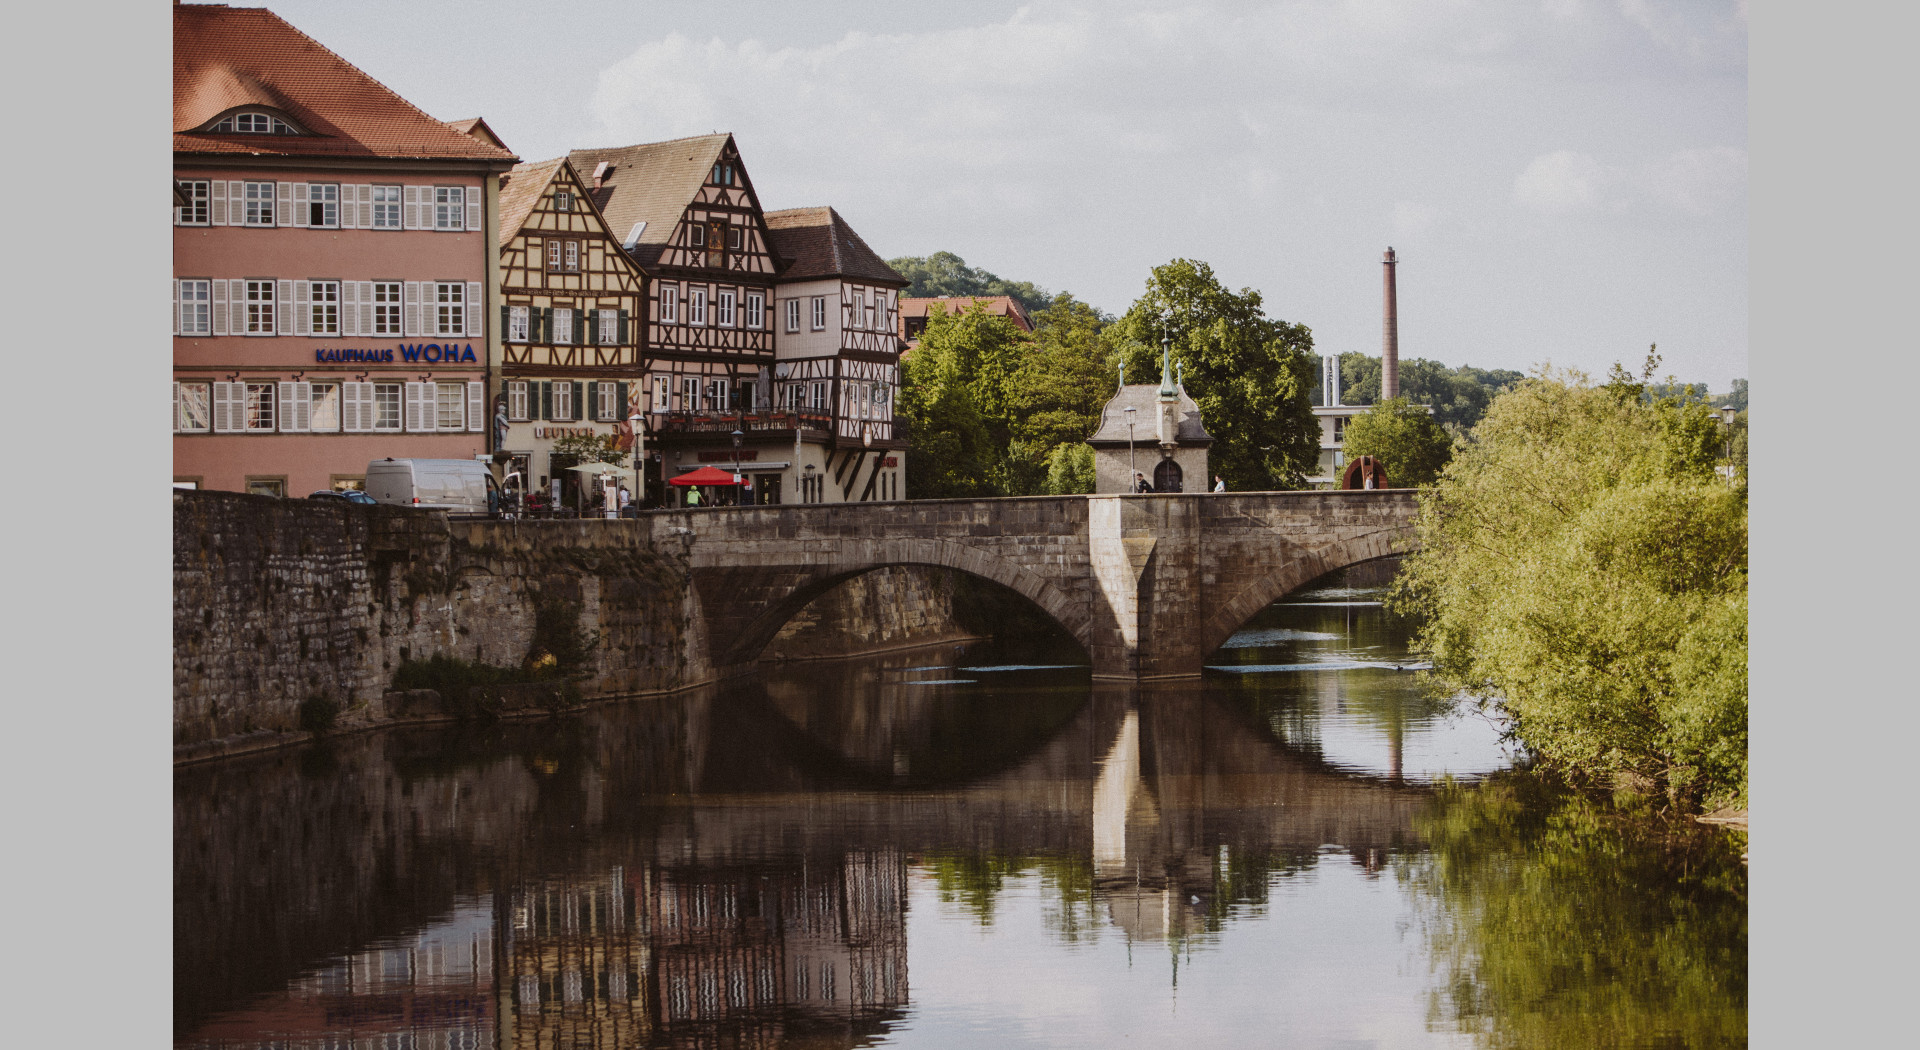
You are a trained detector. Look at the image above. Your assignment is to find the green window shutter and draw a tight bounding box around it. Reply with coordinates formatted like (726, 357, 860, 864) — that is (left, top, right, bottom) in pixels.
(572, 382, 583, 420)
(499, 304, 510, 336)
(585, 308, 597, 346)
(616, 382, 628, 419)
(539, 381, 551, 420)
(617, 309, 629, 345)
(535, 307, 549, 343)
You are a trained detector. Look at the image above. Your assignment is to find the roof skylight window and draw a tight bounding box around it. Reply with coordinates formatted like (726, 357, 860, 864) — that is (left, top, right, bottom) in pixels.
(211, 111, 300, 135)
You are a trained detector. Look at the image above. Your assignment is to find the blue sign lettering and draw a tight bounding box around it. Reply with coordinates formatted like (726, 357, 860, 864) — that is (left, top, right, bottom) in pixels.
(321, 345, 476, 365)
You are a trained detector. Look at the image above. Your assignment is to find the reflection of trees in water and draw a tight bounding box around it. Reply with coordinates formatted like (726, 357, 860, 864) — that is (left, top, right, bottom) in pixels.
(1397, 778, 1747, 1049)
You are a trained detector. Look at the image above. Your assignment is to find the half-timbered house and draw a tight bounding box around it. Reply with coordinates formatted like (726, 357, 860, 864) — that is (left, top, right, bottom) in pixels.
(764, 207, 910, 504)
(569, 135, 787, 504)
(494, 156, 648, 509)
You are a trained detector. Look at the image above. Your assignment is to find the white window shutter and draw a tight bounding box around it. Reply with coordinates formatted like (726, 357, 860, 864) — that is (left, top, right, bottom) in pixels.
(292, 183, 309, 228)
(277, 382, 298, 431)
(403, 281, 422, 336)
(467, 381, 483, 432)
(342, 383, 361, 433)
(404, 382, 424, 432)
(336, 187, 356, 229)
(358, 185, 373, 228)
(340, 281, 359, 337)
(276, 279, 294, 335)
(465, 190, 481, 233)
(172, 382, 181, 431)
(210, 280, 228, 336)
(209, 181, 227, 226)
(229, 279, 247, 335)
(403, 186, 422, 230)
(295, 281, 311, 336)
(211, 383, 232, 433)
(294, 381, 313, 431)
(358, 281, 375, 334)
(172, 280, 181, 336)
(227, 181, 245, 223)
(275, 181, 292, 226)
(465, 281, 482, 337)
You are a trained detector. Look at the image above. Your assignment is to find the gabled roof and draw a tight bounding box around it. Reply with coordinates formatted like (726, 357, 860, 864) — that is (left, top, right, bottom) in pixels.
(900, 295, 1034, 331)
(174, 6, 517, 163)
(446, 116, 510, 153)
(566, 134, 733, 257)
(1087, 384, 1213, 446)
(763, 207, 907, 287)
(496, 156, 569, 247)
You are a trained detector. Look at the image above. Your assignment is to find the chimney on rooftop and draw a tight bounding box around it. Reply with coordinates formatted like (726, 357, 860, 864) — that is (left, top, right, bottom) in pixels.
(1381, 247, 1399, 401)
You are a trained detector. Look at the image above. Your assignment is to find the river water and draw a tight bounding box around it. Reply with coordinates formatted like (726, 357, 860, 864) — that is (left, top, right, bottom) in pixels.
(175, 568, 1747, 1049)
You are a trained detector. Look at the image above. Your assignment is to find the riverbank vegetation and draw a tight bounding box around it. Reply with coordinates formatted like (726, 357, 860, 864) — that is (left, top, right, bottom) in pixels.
(1393, 357, 1748, 812)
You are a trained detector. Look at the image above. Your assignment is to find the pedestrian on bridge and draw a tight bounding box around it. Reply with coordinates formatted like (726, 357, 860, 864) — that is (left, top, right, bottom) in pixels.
(1134, 472, 1152, 493)
(1213, 475, 1226, 492)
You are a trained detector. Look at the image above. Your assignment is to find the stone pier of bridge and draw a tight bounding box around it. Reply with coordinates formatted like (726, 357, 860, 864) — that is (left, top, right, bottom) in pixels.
(674, 490, 1418, 679)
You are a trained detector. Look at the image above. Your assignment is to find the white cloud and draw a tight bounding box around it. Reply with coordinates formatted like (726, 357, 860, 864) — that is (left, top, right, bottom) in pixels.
(1636, 146, 1747, 216)
(1513, 150, 1607, 213)
(1392, 200, 1439, 238)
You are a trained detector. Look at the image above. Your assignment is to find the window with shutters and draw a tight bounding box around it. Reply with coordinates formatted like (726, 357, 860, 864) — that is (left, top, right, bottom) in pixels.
(243, 182, 275, 226)
(661, 285, 679, 323)
(372, 185, 402, 228)
(690, 289, 708, 326)
(436, 382, 466, 431)
(785, 299, 799, 334)
(553, 381, 574, 421)
(245, 383, 276, 431)
(811, 297, 826, 331)
(176, 181, 210, 225)
(434, 283, 464, 336)
(564, 241, 579, 272)
(553, 308, 574, 345)
(746, 293, 764, 330)
(554, 191, 573, 212)
(310, 383, 340, 432)
(508, 306, 529, 343)
(245, 281, 275, 334)
(372, 282, 402, 335)
(309, 280, 340, 335)
(178, 280, 211, 335)
(175, 382, 211, 432)
(598, 309, 618, 344)
(372, 383, 402, 431)
(509, 380, 529, 420)
(718, 291, 736, 327)
(433, 186, 466, 230)
(304, 183, 339, 227)
(596, 382, 618, 421)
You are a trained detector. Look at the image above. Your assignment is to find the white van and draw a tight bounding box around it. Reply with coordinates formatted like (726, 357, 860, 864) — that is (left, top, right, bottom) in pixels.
(365, 458, 499, 516)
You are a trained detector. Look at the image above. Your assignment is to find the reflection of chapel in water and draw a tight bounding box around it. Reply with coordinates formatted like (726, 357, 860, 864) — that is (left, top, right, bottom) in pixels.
(503, 849, 907, 1048)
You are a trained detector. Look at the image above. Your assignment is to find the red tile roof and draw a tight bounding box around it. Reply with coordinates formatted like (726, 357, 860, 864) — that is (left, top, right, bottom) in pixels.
(567, 135, 733, 257)
(174, 5, 517, 163)
(899, 295, 1033, 331)
(763, 207, 906, 286)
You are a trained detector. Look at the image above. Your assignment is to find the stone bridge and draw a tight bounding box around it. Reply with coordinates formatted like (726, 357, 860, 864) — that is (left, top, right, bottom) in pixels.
(668, 490, 1417, 679)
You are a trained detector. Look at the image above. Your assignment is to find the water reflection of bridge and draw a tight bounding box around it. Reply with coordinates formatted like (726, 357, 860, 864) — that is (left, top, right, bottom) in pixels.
(175, 665, 1430, 1049)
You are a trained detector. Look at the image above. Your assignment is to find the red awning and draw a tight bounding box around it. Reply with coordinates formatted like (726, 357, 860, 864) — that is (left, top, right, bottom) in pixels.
(668, 465, 746, 486)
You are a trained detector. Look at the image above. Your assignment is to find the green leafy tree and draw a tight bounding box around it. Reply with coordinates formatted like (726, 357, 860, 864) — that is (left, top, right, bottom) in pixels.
(1392, 360, 1747, 811)
(1341, 397, 1454, 486)
(1043, 442, 1095, 494)
(549, 433, 623, 464)
(897, 302, 1027, 498)
(886, 251, 1053, 315)
(1113, 260, 1320, 490)
(1317, 354, 1524, 436)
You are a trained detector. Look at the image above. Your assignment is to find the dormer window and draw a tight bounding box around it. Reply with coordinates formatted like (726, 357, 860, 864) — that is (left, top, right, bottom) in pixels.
(711, 162, 736, 186)
(210, 110, 300, 135)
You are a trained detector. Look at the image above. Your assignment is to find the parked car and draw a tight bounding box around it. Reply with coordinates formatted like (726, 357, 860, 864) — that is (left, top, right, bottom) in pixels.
(364, 458, 500, 516)
(307, 489, 378, 505)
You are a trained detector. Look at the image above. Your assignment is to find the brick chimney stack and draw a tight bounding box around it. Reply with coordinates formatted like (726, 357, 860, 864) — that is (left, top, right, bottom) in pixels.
(1381, 247, 1399, 401)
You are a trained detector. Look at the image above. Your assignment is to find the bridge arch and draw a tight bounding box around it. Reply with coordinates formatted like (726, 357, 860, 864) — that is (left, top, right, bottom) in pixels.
(1197, 526, 1419, 660)
(700, 537, 1094, 670)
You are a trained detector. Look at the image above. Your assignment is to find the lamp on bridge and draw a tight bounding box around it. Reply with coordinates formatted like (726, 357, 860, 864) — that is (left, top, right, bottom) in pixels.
(731, 427, 744, 505)
(802, 462, 815, 504)
(630, 408, 645, 504)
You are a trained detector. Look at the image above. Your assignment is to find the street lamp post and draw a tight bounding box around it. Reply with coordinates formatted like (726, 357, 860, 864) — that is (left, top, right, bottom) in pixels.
(629, 409, 644, 512)
(1718, 404, 1738, 484)
(731, 427, 744, 506)
(1123, 405, 1137, 492)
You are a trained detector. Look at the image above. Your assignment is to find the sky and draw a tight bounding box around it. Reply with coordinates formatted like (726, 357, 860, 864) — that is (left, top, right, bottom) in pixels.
(253, 0, 1748, 389)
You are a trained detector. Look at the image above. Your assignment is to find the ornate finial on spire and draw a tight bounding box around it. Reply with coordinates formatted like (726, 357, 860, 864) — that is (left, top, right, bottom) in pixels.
(1158, 333, 1178, 399)
(1118, 360, 1126, 392)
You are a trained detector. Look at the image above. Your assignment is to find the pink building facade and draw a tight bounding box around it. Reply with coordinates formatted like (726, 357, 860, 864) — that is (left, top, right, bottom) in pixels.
(173, 6, 516, 495)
